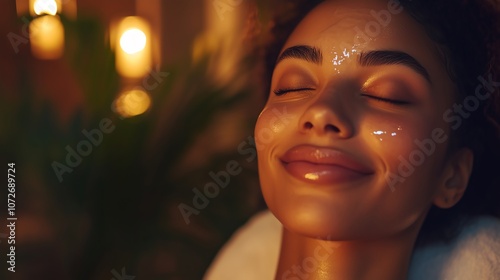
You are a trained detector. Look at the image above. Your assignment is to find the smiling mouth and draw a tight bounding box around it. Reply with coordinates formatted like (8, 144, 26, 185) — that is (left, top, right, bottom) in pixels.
(280, 145, 373, 185)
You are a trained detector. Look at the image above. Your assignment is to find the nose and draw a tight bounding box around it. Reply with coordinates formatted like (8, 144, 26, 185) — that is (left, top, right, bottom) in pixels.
(298, 100, 354, 138)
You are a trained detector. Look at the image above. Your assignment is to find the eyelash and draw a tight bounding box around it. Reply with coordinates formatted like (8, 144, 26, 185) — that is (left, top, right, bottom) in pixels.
(273, 87, 315, 96)
(361, 94, 410, 105)
(273, 89, 410, 105)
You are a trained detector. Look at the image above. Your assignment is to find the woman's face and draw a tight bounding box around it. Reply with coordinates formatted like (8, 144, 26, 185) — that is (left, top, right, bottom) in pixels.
(255, 0, 459, 239)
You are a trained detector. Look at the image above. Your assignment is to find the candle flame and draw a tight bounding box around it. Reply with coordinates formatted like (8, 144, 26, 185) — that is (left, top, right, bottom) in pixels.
(120, 28, 147, 55)
(34, 0, 58, 15)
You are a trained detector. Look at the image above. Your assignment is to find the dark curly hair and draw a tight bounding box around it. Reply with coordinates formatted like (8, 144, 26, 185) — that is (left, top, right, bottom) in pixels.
(260, 0, 500, 246)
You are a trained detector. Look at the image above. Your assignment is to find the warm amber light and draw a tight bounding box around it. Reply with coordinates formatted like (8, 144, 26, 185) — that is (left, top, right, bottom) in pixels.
(114, 89, 151, 118)
(33, 0, 58, 15)
(19, 0, 76, 19)
(120, 28, 147, 54)
(113, 16, 152, 78)
(30, 15, 64, 59)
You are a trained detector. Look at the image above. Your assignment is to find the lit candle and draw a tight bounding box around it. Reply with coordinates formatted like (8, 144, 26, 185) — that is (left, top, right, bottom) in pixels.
(114, 17, 152, 78)
(29, 15, 64, 59)
(31, 0, 59, 15)
(17, 0, 76, 18)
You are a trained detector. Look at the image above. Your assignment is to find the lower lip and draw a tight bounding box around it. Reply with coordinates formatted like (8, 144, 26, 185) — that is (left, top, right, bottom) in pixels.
(283, 161, 371, 185)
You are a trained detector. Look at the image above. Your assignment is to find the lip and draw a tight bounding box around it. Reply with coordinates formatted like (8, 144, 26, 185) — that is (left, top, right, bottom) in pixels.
(280, 145, 373, 185)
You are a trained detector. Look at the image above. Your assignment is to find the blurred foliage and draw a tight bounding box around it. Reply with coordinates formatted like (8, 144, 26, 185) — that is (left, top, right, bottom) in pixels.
(0, 12, 265, 280)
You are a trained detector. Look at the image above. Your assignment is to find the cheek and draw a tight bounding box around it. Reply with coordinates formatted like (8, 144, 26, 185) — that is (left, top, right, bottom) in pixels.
(254, 104, 298, 150)
(362, 113, 449, 191)
(364, 117, 416, 167)
(254, 103, 302, 215)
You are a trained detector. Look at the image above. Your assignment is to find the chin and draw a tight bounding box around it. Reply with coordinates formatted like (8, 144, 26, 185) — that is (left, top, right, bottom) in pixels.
(272, 198, 417, 241)
(271, 199, 365, 240)
(281, 215, 357, 241)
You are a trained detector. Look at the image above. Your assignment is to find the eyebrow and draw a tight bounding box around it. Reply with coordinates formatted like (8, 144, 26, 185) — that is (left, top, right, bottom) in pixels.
(276, 45, 323, 65)
(276, 45, 432, 84)
(358, 50, 431, 83)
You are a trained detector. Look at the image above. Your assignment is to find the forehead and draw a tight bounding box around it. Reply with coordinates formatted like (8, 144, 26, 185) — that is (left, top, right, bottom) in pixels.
(283, 0, 439, 60)
(280, 0, 454, 93)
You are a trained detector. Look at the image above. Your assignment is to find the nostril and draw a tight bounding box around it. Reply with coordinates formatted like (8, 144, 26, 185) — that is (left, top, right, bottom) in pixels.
(325, 124, 340, 133)
(303, 122, 313, 130)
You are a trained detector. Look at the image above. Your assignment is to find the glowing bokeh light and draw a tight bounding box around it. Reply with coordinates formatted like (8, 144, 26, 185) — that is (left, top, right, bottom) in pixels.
(30, 15, 64, 59)
(34, 0, 58, 15)
(114, 89, 151, 118)
(119, 28, 147, 55)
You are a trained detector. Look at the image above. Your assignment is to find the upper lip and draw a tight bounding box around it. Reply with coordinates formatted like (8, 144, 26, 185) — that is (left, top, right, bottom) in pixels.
(280, 145, 373, 174)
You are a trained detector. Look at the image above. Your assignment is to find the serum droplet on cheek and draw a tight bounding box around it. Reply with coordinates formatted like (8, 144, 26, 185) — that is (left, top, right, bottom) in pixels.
(371, 125, 403, 142)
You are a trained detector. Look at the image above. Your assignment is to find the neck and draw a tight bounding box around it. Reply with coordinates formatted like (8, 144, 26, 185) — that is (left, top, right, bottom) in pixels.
(275, 226, 421, 280)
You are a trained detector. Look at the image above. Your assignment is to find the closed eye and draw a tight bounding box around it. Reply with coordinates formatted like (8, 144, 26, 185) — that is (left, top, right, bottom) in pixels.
(273, 87, 315, 96)
(361, 94, 410, 105)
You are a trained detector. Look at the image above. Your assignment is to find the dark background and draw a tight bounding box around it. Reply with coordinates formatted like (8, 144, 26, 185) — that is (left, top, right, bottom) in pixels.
(0, 1, 281, 279)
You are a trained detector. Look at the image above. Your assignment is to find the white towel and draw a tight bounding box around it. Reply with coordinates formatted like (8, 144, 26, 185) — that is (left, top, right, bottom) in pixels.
(204, 211, 500, 280)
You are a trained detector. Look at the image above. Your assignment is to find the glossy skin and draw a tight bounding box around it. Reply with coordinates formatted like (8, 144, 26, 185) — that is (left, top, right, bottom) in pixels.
(255, 0, 473, 279)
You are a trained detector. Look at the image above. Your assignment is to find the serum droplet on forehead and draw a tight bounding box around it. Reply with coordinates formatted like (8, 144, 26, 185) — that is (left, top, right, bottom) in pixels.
(314, 9, 376, 74)
(330, 46, 359, 74)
